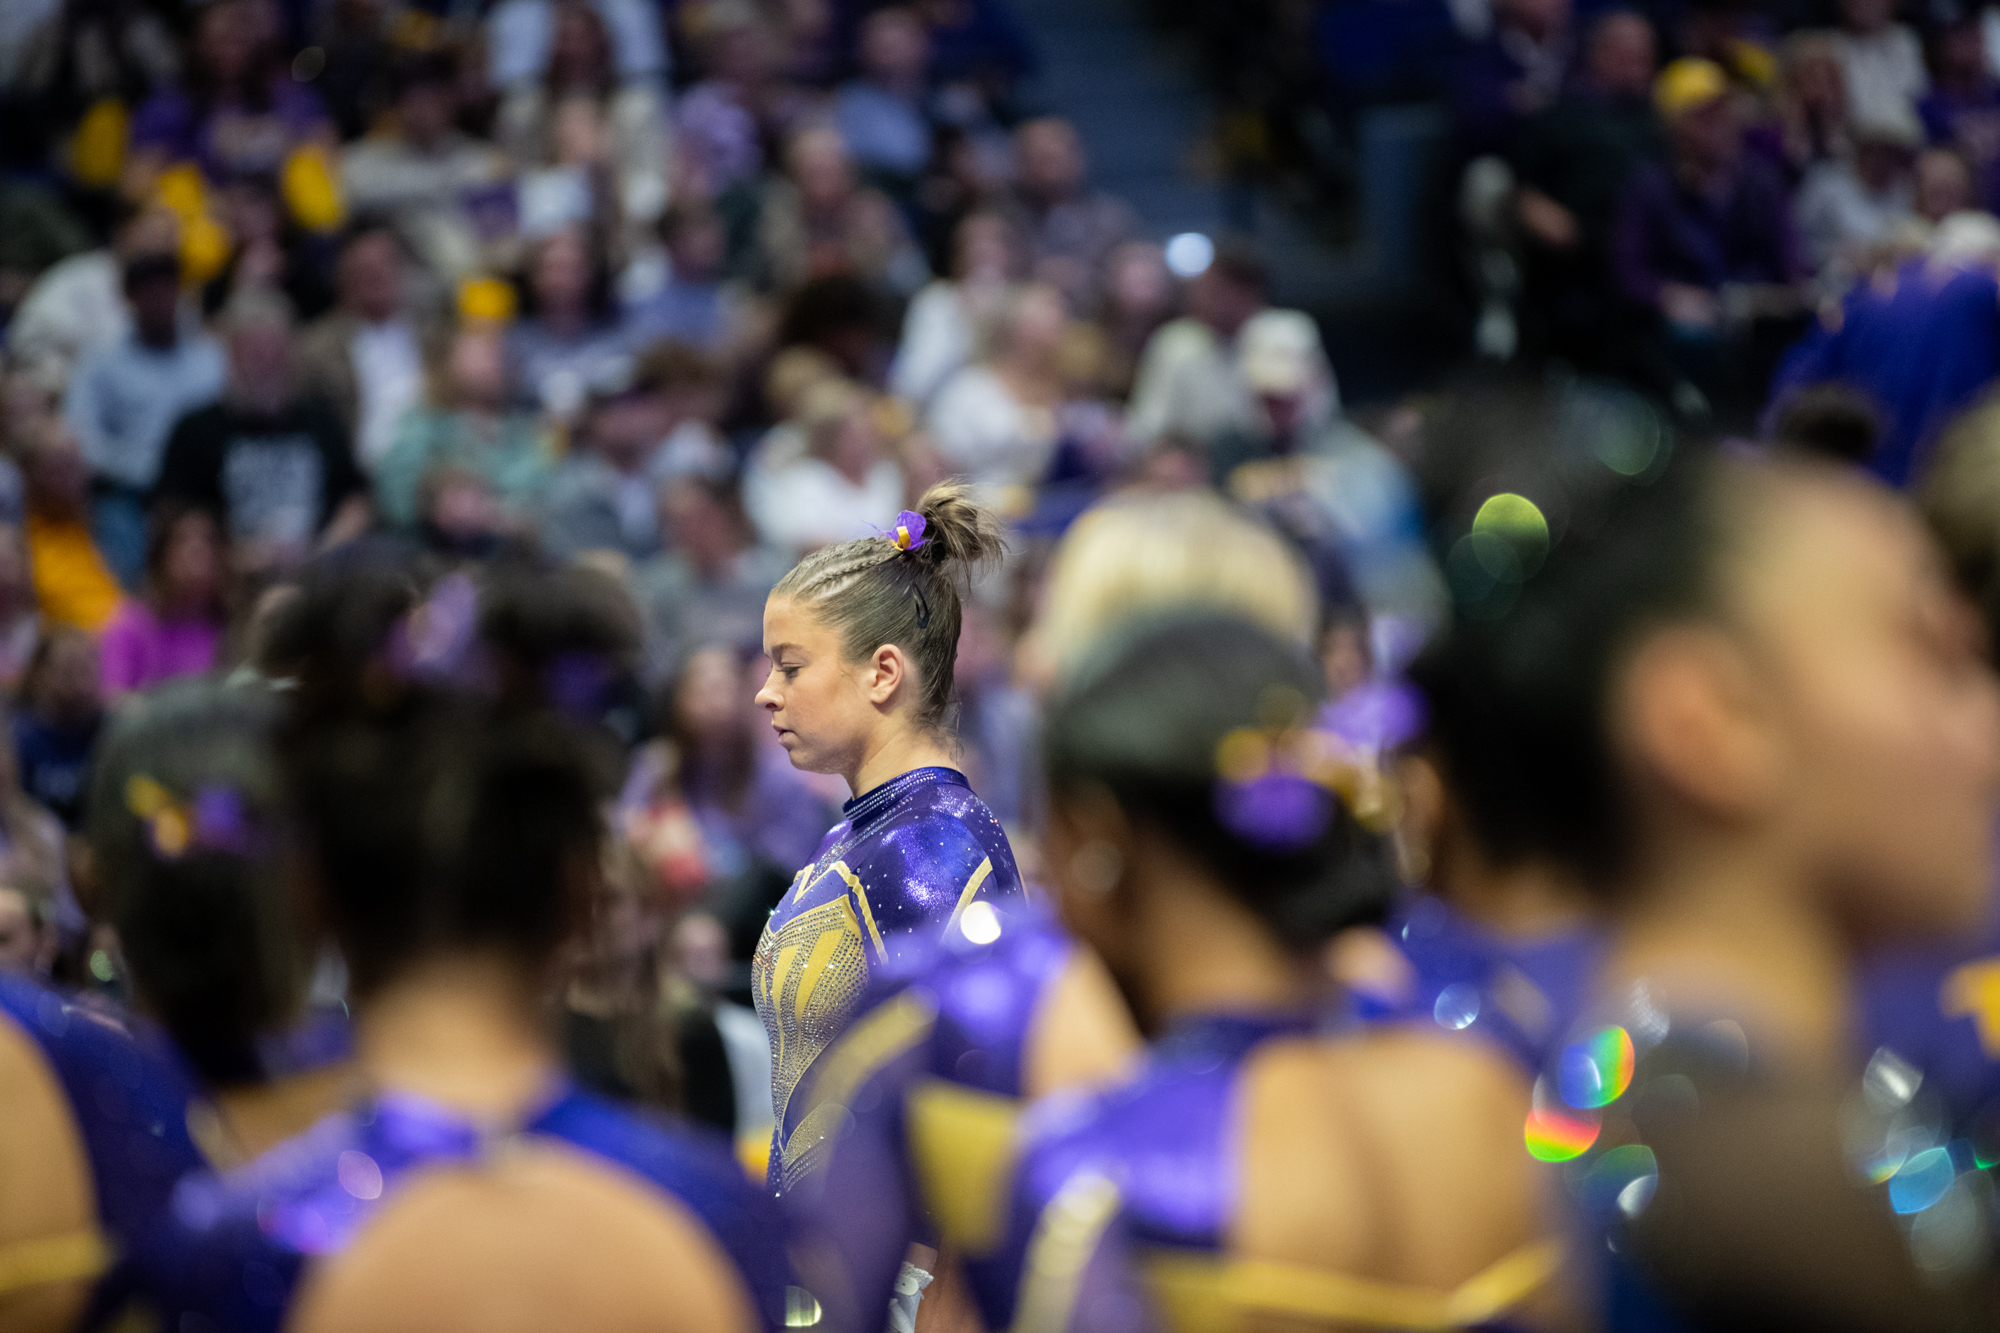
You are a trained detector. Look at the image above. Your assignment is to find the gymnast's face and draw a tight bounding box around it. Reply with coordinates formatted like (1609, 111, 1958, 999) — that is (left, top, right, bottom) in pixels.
(1617, 467, 2000, 940)
(757, 594, 880, 782)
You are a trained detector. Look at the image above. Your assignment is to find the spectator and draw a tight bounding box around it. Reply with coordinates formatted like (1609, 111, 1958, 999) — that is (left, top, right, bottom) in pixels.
(835, 7, 939, 192)
(1125, 242, 1272, 448)
(19, 420, 122, 635)
(622, 202, 738, 353)
(1095, 239, 1176, 400)
(97, 504, 227, 702)
(1831, 0, 1927, 132)
(508, 224, 628, 421)
(0, 525, 42, 694)
(744, 378, 904, 552)
(13, 625, 104, 829)
(486, 0, 669, 95)
(537, 359, 673, 562)
(154, 290, 372, 571)
(1453, 0, 1574, 160)
(1914, 146, 1975, 226)
(926, 280, 1069, 490)
(1763, 31, 1852, 181)
(755, 125, 930, 300)
(1613, 58, 1805, 415)
(496, 1, 670, 256)
(340, 52, 512, 283)
(374, 325, 553, 532)
(1766, 212, 2000, 485)
(0, 871, 55, 978)
(642, 341, 733, 483)
(891, 210, 1025, 408)
(1005, 117, 1137, 306)
(633, 479, 790, 682)
(674, 13, 801, 198)
(8, 203, 182, 393)
(298, 224, 425, 473)
(63, 251, 227, 588)
(1795, 112, 1919, 279)
(1512, 10, 1662, 362)
(124, 0, 332, 194)
(1918, 17, 2000, 213)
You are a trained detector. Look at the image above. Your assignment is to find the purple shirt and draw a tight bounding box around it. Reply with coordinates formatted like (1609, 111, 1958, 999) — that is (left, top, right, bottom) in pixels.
(1612, 158, 1803, 308)
(130, 81, 329, 184)
(99, 601, 222, 697)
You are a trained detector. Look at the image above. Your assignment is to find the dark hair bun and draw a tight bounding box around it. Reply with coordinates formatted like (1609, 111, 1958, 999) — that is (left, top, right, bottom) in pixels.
(1045, 612, 1398, 946)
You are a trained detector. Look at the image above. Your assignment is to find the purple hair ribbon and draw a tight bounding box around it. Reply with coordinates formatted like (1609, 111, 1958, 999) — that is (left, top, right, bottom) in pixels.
(888, 510, 927, 553)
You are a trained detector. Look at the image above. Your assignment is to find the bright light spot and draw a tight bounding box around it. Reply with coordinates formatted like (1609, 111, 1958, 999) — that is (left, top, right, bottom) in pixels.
(785, 1287, 823, 1327)
(337, 1150, 383, 1201)
(960, 900, 1002, 946)
(1434, 982, 1480, 1030)
(1471, 492, 1551, 577)
(1165, 232, 1214, 278)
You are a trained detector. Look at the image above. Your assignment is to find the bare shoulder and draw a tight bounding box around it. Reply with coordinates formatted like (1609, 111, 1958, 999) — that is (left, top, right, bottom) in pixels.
(0, 1010, 97, 1333)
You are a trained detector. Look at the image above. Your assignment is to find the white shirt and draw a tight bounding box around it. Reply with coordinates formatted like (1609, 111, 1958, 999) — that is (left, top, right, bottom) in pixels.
(350, 319, 424, 470)
(749, 456, 905, 554)
(1833, 26, 1929, 132)
(925, 365, 1061, 489)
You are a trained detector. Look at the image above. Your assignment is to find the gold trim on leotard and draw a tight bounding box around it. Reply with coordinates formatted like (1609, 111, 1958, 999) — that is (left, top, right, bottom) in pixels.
(0, 1229, 113, 1298)
(1143, 1238, 1564, 1332)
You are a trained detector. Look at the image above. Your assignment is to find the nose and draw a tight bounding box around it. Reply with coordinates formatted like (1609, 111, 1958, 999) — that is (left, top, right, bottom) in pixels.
(755, 678, 780, 711)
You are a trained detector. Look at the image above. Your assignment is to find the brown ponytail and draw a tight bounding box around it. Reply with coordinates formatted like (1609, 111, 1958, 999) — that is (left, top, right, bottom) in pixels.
(772, 482, 1005, 733)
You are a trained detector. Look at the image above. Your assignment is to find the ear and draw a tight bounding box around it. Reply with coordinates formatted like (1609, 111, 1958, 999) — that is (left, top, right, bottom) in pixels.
(864, 642, 909, 709)
(1617, 626, 1785, 821)
(1045, 785, 1140, 960)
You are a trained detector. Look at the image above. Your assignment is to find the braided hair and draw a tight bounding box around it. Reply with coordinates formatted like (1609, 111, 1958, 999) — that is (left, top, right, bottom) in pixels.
(771, 481, 1004, 733)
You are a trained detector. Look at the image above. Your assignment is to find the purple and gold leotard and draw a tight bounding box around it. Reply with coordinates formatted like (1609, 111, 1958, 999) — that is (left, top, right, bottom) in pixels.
(752, 765, 1021, 1194)
(781, 902, 1078, 1326)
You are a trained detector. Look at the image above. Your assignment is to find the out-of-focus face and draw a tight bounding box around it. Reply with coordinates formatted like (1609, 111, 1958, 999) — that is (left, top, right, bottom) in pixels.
(666, 215, 726, 279)
(1106, 242, 1171, 318)
(550, 5, 610, 87)
(1841, 0, 1893, 35)
(662, 483, 737, 568)
(757, 595, 880, 777)
(341, 232, 404, 323)
(1939, 24, 1990, 83)
(27, 429, 90, 516)
(397, 80, 456, 146)
(39, 633, 102, 721)
(531, 229, 593, 315)
(999, 285, 1069, 362)
(1669, 96, 1740, 169)
(1791, 50, 1846, 112)
(822, 409, 883, 481)
(1015, 120, 1084, 200)
(860, 9, 930, 82)
(128, 275, 181, 344)
(955, 215, 1017, 283)
(1700, 473, 2000, 939)
(789, 129, 856, 210)
(447, 329, 508, 408)
(676, 646, 747, 748)
(1589, 14, 1656, 98)
(0, 887, 41, 976)
(197, 0, 258, 84)
(161, 510, 223, 606)
(228, 319, 297, 407)
(1916, 150, 1973, 222)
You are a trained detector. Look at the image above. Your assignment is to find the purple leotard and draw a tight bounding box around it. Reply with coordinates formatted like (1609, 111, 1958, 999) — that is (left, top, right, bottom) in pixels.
(136, 1084, 789, 1333)
(0, 974, 206, 1330)
(752, 766, 1022, 1195)
(782, 901, 1076, 1326)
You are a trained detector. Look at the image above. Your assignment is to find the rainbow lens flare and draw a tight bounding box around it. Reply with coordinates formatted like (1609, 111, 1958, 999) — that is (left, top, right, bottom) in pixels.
(1559, 1026, 1636, 1110)
(1524, 1103, 1601, 1162)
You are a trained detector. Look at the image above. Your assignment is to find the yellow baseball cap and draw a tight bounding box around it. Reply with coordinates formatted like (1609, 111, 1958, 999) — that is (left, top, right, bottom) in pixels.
(1654, 57, 1731, 119)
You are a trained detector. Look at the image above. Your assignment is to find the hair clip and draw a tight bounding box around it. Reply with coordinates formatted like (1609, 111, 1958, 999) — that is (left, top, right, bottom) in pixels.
(1212, 724, 1402, 852)
(887, 510, 928, 553)
(384, 572, 490, 691)
(125, 775, 264, 861)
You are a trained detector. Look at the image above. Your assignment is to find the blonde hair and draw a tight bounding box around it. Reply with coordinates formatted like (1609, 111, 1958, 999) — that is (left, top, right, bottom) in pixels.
(1027, 491, 1317, 686)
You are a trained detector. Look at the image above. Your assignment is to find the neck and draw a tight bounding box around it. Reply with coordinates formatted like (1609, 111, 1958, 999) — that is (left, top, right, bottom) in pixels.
(1130, 858, 1324, 1034)
(352, 953, 562, 1119)
(207, 1062, 363, 1164)
(847, 722, 956, 798)
(1608, 836, 1853, 1076)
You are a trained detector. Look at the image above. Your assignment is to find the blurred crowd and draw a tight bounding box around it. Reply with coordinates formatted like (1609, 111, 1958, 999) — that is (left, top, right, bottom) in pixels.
(0, 0, 1446, 1153)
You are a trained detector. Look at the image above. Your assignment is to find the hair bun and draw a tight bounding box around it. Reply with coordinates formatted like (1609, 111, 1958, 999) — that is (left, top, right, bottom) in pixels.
(912, 481, 1005, 576)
